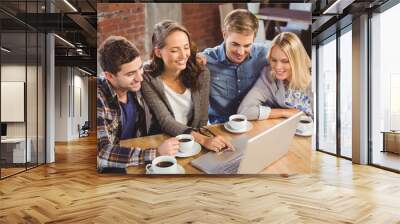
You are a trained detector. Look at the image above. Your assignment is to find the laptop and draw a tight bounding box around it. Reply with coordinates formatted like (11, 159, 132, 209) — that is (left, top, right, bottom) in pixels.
(191, 112, 303, 174)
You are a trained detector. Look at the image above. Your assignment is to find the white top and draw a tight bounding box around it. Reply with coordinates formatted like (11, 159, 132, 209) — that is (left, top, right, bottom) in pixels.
(163, 83, 193, 125)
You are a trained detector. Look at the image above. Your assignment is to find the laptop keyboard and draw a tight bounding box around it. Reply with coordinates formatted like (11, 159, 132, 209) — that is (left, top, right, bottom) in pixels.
(190, 137, 247, 174)
(213, 156, 242, 174)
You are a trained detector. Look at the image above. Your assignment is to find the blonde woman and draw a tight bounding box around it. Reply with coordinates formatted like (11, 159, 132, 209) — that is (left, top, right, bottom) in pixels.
(237, 32, 312, 120)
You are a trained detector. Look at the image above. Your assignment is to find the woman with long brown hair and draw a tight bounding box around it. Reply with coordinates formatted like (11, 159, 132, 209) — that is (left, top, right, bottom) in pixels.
(142, 20, 233, 152)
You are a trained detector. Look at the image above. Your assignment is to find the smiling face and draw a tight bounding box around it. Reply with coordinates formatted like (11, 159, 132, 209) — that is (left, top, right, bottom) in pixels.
(269, 46, 292, 81)
(105, 56, 143, 92)
(223, 31, 254, 64)
(155, 30, 190, 73)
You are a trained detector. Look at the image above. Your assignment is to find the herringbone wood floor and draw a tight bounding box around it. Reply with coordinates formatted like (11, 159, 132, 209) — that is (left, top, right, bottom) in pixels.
(1, 135, 400, 223)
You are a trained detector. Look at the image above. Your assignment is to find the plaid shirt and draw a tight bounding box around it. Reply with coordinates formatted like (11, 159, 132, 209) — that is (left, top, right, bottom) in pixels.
(97, 78, 157, 169)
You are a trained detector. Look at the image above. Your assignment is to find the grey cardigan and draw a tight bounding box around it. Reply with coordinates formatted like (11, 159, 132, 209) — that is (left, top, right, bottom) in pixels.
(141, 68, 210, 136)
(238, 66, 313, 120)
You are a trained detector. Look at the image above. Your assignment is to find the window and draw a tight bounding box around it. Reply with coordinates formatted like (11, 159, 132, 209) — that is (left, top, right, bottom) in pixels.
(339, 28, 352, 158)
(0, 1, 46, 179)
(317, 36, 337, 155)
(371, 2, 400, 171)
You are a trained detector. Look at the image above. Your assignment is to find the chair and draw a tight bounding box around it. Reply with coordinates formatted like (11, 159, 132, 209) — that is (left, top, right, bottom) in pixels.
(279, 3, 312, 33)
(78, 121, 90, 138)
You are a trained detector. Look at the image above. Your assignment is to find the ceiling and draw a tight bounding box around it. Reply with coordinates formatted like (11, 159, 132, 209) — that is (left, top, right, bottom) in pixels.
(0, 0, 97, 75)
(309, 0, 390, 43)
(1, 0, 393, 74)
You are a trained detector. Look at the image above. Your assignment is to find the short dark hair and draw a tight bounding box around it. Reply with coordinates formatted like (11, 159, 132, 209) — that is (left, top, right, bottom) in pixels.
(98, 36, 140, 75)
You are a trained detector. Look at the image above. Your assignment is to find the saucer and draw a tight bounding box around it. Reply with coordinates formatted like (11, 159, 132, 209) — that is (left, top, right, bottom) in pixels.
(295, 129, 312, 137)
(175, 142, 201, 158)
(145, 164, 185, 174)
(224, 121, 253, 134)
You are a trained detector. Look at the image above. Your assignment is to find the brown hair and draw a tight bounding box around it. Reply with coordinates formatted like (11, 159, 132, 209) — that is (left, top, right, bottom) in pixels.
(223, 9, 258, 36)
(98, 36, 140, 75)
(145, 20, 203, 90)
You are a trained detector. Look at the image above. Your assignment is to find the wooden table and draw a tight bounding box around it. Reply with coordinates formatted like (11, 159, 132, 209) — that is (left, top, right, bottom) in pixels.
(122, 118, 311, 175)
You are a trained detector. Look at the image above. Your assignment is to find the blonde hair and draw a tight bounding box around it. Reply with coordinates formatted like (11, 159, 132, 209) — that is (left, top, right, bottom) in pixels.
(223, 9, 258, 36)
(268, 32, 311, 90)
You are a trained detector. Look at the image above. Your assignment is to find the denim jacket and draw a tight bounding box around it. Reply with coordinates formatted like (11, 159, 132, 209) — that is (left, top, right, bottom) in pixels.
(203, 42, 268, 123)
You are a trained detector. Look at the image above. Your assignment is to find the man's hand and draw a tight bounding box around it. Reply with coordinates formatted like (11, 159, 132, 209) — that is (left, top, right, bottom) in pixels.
(157, 137, 179, 156)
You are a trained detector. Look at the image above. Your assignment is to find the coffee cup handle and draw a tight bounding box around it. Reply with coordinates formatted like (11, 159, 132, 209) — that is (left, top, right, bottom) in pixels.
(145, 164, 153, 173)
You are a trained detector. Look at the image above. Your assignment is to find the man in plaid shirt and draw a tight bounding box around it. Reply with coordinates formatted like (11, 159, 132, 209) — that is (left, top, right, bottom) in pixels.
(97, 36, 179, 171)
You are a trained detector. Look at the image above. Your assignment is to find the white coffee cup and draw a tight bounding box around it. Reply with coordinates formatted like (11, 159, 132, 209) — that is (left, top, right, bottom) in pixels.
(145, 156, 178, 174)
(229, 114, 248, 130)
(297, 116, 313, 135)
(176, 134, 194, 153)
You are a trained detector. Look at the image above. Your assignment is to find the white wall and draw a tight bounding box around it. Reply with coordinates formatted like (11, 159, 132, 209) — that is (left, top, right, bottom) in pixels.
(1, 65, 31, 138)
(55, 66, 69, 141)
(71, 72, 89, 139)
(1, 65, 26, 140)
(1, 63, 45, 164)
(54, 67, 89, 141)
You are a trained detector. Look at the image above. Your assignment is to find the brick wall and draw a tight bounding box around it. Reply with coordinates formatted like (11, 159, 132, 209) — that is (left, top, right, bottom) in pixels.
(98, 3, 223, 58)
(181, 3, 223, 51)
(97, 3, 145, 54)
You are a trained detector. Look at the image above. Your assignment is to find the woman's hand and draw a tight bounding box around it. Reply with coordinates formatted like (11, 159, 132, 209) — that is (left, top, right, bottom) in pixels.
(192, 131, 235, 152)
(201, 135, 235, 152)
(196, 53, 207, 65)
(270, 108, 300, 119)
(282, 108, 301, 118)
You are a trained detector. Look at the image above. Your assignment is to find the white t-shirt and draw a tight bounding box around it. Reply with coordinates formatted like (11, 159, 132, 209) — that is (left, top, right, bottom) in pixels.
(163, 83, 193, 125)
